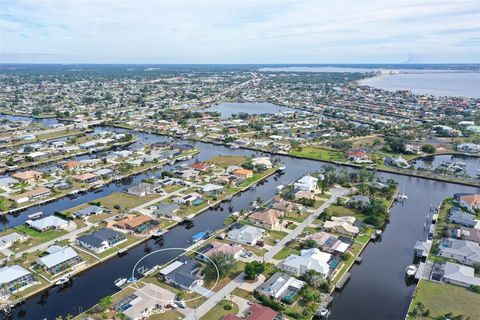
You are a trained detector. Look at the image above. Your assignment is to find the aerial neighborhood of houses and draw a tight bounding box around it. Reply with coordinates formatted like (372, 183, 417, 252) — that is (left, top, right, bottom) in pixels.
(0, 66, 480, 319)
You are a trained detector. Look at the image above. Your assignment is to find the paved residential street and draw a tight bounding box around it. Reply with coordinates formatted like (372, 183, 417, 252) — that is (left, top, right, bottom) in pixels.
(184, 186, 349, 320)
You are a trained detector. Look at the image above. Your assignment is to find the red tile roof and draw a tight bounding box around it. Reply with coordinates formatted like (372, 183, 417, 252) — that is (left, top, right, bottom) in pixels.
(247, 304, 278, 320)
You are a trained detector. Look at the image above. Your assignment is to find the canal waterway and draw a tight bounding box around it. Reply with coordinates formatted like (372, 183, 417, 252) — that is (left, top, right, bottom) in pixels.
(6, 126, 480, 320)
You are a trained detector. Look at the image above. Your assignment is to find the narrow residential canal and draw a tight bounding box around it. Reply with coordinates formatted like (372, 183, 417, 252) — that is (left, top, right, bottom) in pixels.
(7, 127, 480, 320)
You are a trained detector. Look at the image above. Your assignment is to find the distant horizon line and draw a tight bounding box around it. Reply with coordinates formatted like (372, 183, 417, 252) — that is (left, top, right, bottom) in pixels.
(0, 62, 479, 66)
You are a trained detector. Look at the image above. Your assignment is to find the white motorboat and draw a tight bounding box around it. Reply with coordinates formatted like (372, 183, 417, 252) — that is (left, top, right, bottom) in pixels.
(278, 165, 286, 171)
(229, 144, 239, 149)
(55, 275, 70, 286)
(114, 278, 127, 288)
(275, 184, 285, 193)
(405, 264, 417, 277)
(397, 194, 408, 201)
(319, 308, 331, 318)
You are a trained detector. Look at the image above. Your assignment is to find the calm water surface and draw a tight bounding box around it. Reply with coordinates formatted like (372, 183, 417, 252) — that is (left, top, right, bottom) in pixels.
(199, 102, 294, 118)
(360, 72, 480, 98)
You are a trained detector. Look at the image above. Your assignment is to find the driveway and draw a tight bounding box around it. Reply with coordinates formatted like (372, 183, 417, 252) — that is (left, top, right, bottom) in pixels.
(191, 284, 215, 298)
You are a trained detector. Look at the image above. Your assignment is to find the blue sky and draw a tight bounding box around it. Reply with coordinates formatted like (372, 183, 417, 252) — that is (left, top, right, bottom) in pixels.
(0, 0, 479, 64)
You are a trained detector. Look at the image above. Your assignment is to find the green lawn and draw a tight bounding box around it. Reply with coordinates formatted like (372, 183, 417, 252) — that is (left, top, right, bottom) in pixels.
(207, 155, 247, 167)
(149, 310, 185, 320)
(97, 192, 162, 213)
(326, 205, 367, 221)
(273, 245, 301, 260)
(290, 146, 346, 162)
(408, 280, 480, 319)
(11, 225, 67, 252)
(199, 299, 239, 320)
(263, 230, 288, 246)
(331, 252, 355, 285)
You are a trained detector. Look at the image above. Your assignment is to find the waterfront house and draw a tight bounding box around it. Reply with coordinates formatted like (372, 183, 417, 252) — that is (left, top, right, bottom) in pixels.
(63, 160, 83, 170)
(457, 194, 480, 213)
(448, 208, 478, 228)
(198, 241, 243, 261)
(9, 186, 51, 204)
(37, 246, 84, 275)
(252, 157, 273, 168)
(26, 215, 68, 232)
(173, 193, 203, 205)
(294, 175, 318, 192)
(280, 248, 331, 278)
(189, 162, 212, 171)
(93, 168, 114, 178)
(73, 172, 99, 184)
(348, 150, 372, 163)
(227, 225, 264, 246)
(233, 168, 253, 179)
(294, 190, 315, 201)
(126, 182, 160, 197)
(323, 216, 359, 237)
(76, 228, 126, 253)
(439, 262, 480, 287)
(0, 265, 37, 296)
(306, 231, 350, 254)
(0, 232, 27, 250)
(158, 258, 202, 291)
(153, 203, 180, 218)
(457, 143, 480, 154)
(247, 208, 284, 230)
(256, 272, 305, 303)
(439, 238, 480, 266)
(114, 214, 159, 234)
(12, 170, 43, 183)
(114, 283, 175, 320)
(201, 183, 224, 195)
(73, 205, 104, 218)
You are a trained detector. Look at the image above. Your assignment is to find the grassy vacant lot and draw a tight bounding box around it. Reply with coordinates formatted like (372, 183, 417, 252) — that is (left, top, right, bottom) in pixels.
(200, 299, 239, 320)
(11, 225, 67, 252)
(97, 192, 162, 212)
(273, 244, 301, 260)
(148, 310, 185, 320)
(290, 146, 346, 162)
(408, 280, 480, 319)
(263, 230, 288, 246)
(326, 204, 367, 221)
(207, 155, 247, 168)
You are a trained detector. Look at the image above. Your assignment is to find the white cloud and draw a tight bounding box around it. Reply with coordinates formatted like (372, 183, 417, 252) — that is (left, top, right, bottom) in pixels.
(0, 0, 479, 63)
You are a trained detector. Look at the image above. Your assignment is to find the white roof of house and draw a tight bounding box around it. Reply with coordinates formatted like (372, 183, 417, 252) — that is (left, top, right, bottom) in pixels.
(38, 246, 79, 269)
(0, 265, 31, 284)
(159, 260, 184, 276)
(444, 262, 480, 286)
(0, 232, 25, 245)
(228, 225, 264, 243)
(0, 177, 19, 187)
(441, 238, 480, 264)
(202, 183, 224, 192)
(26, 215, 68, 230)
(283, 248, 331, 275)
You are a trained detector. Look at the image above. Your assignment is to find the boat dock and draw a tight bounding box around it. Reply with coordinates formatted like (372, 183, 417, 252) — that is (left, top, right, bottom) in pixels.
(335, 272, 351, 290)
